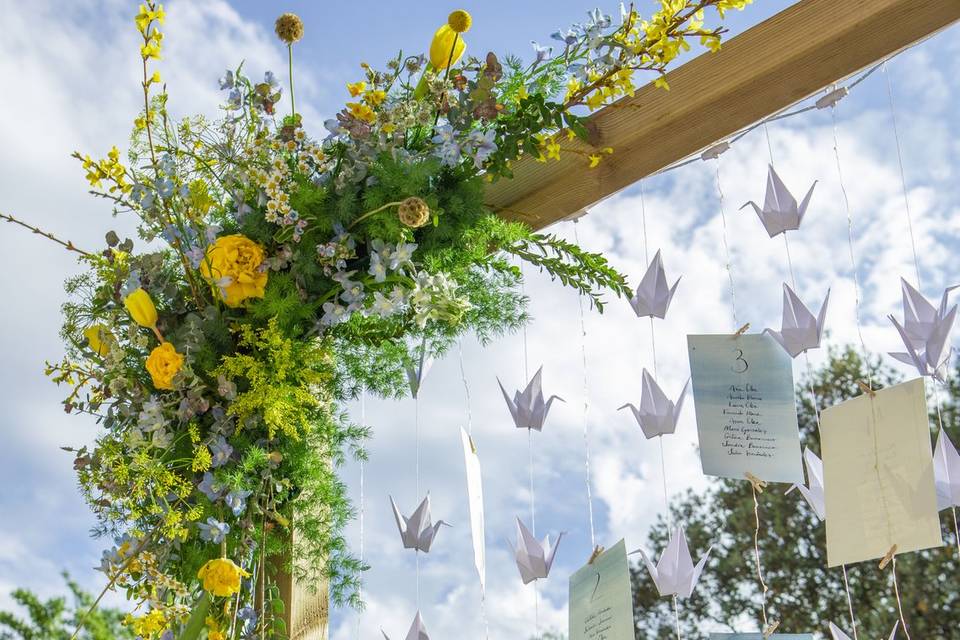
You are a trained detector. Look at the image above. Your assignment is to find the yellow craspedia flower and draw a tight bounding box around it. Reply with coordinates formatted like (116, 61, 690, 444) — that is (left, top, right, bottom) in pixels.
(199, 234, 268, 308)
(124, 288, 158, 329)
(447, 10, 472, 33)
(429, 24, 466, 70)
(198, 558, 250, 597)
(274, 12, 304, 44)
(83, 324, 114, 356)
(145, 342, 183, 390)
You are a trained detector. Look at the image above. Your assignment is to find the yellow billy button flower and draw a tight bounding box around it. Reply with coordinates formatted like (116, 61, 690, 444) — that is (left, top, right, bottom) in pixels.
(198, 558, 250, 598)
(199, 234, 268, 308)
(447, 9, 472, 33)
(145, 342, 183, 390)
(83, 324, 114, 356)
(124, 288, 162, 340)
(429, 24, 466, 70)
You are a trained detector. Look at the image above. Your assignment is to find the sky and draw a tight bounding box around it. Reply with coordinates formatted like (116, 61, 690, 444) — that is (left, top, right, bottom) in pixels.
(1, 1, 959, 639)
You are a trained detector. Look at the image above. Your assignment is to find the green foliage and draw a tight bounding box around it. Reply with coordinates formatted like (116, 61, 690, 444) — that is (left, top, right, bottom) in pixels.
(0, 573, 134, 640)
(632, 346, 959, 638)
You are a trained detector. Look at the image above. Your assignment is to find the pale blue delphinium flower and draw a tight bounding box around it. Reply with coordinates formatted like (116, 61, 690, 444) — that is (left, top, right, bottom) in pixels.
(390, 242, 417, 271)
(198, 517, 230, 544)
(209, 435, 234, 468)
(199, 472, 224, 501)
(467, 129, 498, 169)
(370, 291, 398, 317)
(225, 489, 253, 516)
(155, 177, 175, 199)
(320, 302, 349, 326)
(227, 89, 243, 110)
(151, 429, 174, 450)
(551, 28, 579, 46)
(219, 70, 234, 90)
(264, 71, 279, 88)
(431, 124, 456, 145)
(531, 41, 553, 64)
(369, 252, 388, 283)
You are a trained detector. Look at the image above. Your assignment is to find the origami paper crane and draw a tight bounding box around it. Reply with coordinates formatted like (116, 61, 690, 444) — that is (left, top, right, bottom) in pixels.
(888, 278, 959, 382)
(405, 348, 434, 399)
(828, 620, 898, 640)
(382, 611, 430, 640)
(628, 250, 681, 319)
(764, 283, 830, 358)
(787, 447, 826, 521)
(631, 526, 712, 599)
(740, 164, 817, 237)
(934, 429, 960, 511)
(389, 494, 449, 553)
(497, 367, 564, 431)
(509, 517, 564, 584)
(618, 370, 689, 439)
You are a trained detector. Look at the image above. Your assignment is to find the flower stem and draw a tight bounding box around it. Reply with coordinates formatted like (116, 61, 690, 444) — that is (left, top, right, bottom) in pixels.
(0, 212, 94, 257)
(288, 44, 296, 119)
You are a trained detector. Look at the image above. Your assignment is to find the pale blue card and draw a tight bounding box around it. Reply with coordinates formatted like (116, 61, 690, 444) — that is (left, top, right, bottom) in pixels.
(711, 635, 813, 639)
(569, 539, 634, 640)
(687, 334, 803, 484)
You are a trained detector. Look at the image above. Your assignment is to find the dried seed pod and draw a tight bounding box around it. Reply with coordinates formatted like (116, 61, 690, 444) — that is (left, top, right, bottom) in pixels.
(397, 197, 430, 228)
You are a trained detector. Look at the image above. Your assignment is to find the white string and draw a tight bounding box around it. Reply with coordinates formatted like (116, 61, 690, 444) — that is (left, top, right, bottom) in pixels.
(572, 222, 597, 549)
(714, 158, 739, 329)
(357, 390, 366, 640)
(882, 62, 922, 289)
(519, 260, 539, 640)
(415, 390, 421, 610)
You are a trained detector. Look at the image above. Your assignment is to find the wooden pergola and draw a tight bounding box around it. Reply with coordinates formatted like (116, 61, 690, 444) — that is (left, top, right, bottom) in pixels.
(289, 0, 960, 637)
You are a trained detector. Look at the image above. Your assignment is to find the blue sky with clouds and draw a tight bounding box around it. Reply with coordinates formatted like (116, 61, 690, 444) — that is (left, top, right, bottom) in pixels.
(1, 1, 959, 638)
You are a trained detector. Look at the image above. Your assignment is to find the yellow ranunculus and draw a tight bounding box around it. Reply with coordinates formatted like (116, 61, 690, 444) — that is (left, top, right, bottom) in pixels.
(199, 234, 268, 308)
(145, 342, 183, 390)
(198, 558, 250, 598)
(124, 288, 158, 328)
(83, 324, 114, 356)
(429, 24, 465, 70)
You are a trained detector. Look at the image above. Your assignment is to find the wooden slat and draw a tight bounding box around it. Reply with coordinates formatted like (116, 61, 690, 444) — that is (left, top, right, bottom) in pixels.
(484, 0, 960, 229)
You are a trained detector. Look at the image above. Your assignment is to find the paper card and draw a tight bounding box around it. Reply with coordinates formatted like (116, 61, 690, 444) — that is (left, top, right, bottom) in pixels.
(460, 428, 486, 591)
(711, 635, 812, 639)
(687, 334, 803, 483)
(821, 378, 943, 567)
(569, 540, 634, 640)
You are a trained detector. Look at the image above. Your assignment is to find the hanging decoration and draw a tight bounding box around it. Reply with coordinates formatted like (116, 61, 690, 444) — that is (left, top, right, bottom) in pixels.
(618, 370, 689, 439)
(632, 527, 712, 599)
(740, 165, 817, 238)
(828, 621, 899, 640)
(388, 495, 449, 553)
(511, 517, 564, 585)
(498, 368, 565, 432)
(764, 284, 831, 358)
(787, 448, 826, 522)
(887, 279, 958, 382)
(628, 250, 682, 319)
(382, 611, 431, 640)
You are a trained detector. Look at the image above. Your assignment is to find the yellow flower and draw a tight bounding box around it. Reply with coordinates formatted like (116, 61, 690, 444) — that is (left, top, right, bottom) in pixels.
(274, 12, 304, 44)
(654, 76, 670, 90)
(381, 122, 397, 134)
(346, 81, 366, 97)
(363, 89, 386, 106)
(124, 288, 158, 329)
(83, 324, 114, 356)
(198, 558, 250, 597)
(146, 342, 183, 390)
(126, 609, 166, 637)
(447, 9, 472, 33)
(544, 138, 561, 161)
(346, 102, 376, 124)
(588, 154, 602, 168)
(199, 234, 268, 308)
(429, 24, 465, 70)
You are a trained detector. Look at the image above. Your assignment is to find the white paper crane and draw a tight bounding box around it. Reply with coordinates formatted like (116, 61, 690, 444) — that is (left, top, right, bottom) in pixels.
(888, 278, 959, 382)
(497, 367, 564, 431)
(406, 348, 433, 399)
(618, 370, 689, 439)
(628, 250, 681, 319)
(934, 429, 960, 511)
(510, 517, 563, 584)
(389, 494, 449, 553)
(764, 283, 830, 358)
(787, 447, 826, 521)
(632, 526, 712, 599)
(740, 164, 817, 237)
(382, 611, 430, 640)
(828, 620, 898, 640)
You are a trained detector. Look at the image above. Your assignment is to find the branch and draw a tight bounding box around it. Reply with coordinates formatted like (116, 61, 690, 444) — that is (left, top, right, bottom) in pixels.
(0, 212, 95, 258)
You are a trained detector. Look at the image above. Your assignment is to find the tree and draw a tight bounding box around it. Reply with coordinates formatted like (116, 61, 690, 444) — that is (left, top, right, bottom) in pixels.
(632, 346, 960, 639)
(0, 573, 133, 640)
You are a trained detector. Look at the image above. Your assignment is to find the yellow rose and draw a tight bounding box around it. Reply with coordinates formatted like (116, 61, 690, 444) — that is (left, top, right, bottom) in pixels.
(199, 235, 268, 308)
(429, 24, 465, 70)
(83, 324, 114, 356)
(124, 288, 158, 328)
(145, 342, 184, 390)
(198, 558, 250, 597)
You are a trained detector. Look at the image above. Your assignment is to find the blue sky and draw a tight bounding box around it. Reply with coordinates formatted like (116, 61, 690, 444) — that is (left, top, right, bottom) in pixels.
(1, 1, 959, 639)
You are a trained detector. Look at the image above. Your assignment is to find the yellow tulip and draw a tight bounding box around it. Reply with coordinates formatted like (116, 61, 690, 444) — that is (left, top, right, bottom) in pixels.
(124, 288, 158, 329)
(83, 324, 113, 356)
(429, 24, 465, 70)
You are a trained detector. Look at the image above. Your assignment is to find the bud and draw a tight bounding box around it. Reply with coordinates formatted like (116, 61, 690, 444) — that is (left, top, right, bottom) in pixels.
(83, 324, 114, 356)
(123, 287, 158, 329)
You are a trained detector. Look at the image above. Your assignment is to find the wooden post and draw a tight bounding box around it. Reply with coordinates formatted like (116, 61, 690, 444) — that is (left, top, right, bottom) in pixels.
(276, 512, 329, 640)
(485, 0, 960, 229)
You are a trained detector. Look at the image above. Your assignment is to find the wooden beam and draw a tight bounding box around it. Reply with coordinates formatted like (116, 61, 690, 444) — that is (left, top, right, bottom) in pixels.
(484, 0, 960, 230)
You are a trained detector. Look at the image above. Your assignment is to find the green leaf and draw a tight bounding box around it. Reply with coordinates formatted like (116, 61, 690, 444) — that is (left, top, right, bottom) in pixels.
(177, 593, 210, 640)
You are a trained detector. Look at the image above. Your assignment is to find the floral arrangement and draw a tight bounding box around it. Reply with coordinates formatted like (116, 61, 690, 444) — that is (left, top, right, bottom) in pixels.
(2, 1, 750, 638)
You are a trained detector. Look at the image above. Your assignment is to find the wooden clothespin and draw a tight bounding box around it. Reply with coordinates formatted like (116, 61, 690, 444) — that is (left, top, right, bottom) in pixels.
(879, 544, 898, 570)
(745, 472, 768, 494)
(587, 545, 604, 565)
(733, 323, 751, 338)
(467, 434, 478, 455)
(763, 620, 781, 638)
(857, 381, 877, 397)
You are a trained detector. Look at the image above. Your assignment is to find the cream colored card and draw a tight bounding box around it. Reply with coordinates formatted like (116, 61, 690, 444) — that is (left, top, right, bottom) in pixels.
(821, 378, 942, 567)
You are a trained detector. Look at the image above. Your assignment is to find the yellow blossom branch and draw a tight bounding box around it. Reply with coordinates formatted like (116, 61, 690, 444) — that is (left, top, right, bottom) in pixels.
(0, 211, 95, 258)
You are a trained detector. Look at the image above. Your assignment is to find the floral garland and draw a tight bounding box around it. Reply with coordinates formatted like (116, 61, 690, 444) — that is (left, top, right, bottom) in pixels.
(4, 1, 751, 638)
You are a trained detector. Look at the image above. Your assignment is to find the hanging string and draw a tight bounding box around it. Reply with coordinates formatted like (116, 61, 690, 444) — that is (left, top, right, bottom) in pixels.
(572, 222, 597, 550)
(751, 482, 770, 630)
(415, 387, 421, 609)
(933, 385, 960, 557)
(519, 260, 540, 640)
(357, 390, 366, 640)
(714, 158, 739, 329)
(882, 62, 922, 288)
(891, 557, 911, 640)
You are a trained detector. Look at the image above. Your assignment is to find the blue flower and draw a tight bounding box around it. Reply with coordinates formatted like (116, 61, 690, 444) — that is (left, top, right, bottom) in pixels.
(209, 436, 234, 468)
(198, 517, 230, 544)
(467, 129, 498, 169)
(436, 141, 461, 167)
(368, 253, 387, 283)
(225, 489, 253, 516)
(320, 302, 349, 326)
(551, 28, 578, 46)
(227, 89, 243, 110)
(155, 177, 175, 199)
(198, 472, 224, 501)
(431, 124, 456, 145)
(389, 242, 417, 271)
(264, 71, 279, 88)
(531, 41, 553, 64)
(219, 70, 234, 90)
